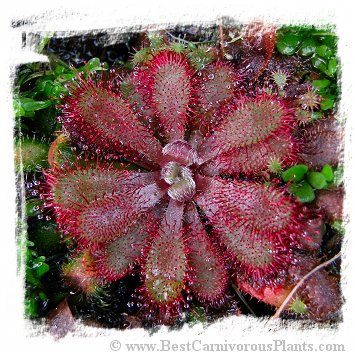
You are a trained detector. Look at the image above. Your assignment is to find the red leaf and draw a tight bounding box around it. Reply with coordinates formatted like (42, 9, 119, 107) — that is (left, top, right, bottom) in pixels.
(193, 61, 238, 134)
(95, 212, 158, 280)
(61, 75, 162, 165)
(198, 94, 296, 172)
(147, 50, 194, 142)
(142, 199, 187, 307)
(185, 203, 228, 304)
(72, 183, 163, 244)
(195, 177, 300, 279)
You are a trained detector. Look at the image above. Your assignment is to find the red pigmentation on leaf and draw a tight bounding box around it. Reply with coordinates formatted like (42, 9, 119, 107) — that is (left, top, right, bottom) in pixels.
(41, 27, 342, 324)
(185, 203, 229, 305)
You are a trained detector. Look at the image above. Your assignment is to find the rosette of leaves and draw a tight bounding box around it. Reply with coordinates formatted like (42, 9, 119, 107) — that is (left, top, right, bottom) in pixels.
(16, 23, 342, 326)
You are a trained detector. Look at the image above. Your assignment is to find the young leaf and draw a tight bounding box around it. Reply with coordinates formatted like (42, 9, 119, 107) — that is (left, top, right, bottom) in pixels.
(307, 172, 327, 189)
(315, 45, 332, 59)
(311, 56, 327, 72)
(276, 33, 302, 55)
(20, 97, 51, 112)
(321, 164, 334, 182)
(327, 58, 337, 75)
(282, 164, 308, 182)
(320, 98, 334, 110)
(312, 79, 331, 89)
(13, 99, 26, 117)
(33, 257, 50, 278)
(300, 38, 317, 57)
(289, 181, 315, 203)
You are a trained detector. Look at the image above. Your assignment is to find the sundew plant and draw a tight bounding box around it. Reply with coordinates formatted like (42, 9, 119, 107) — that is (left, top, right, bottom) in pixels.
(14, 21, 344, 336)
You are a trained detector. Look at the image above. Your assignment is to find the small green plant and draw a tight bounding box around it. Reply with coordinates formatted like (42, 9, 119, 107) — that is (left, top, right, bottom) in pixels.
(282, 163, 337, 203)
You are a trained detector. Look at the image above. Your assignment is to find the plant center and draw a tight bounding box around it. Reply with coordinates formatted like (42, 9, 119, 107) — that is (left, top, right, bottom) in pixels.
(160, 140, 198, 202)
(161, 161, 196, 202)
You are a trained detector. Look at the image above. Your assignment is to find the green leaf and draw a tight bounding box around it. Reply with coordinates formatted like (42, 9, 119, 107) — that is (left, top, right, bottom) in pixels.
(57, 72, 76, 82)
(320, 33, 337, 46)
(25, 296, 39, 318)
(276, 33, 303, 55)
(35, 79, 55, 96)
(49, 82, 68, 98)
(26, 267, 41, 287)
(21, 70, 54, 86)
(321, 93, 337, 100)
(311, 31, 336, 37)
(327, 58, 337, 75)
(20, 97, 51, 112)
(289, 181, 315, 203)
(300, 38, 317, 56)
(16, 67, 33, 87)
(315, 45, 332, 59)
(311, 56, 327, 72)
(33, 257, 50, 278)
(321, 164, 334, 182)
(54, 65, 66, 76)
(37, 79, 67, 98)
(320, 98, 334, 110)
(307, 171, 327, 189)
(22, 111, 36, 118)
(25, 246, 36, 262)
(13, 99, 25, 117)
(86, 57, 101, 72)
(25, 250, 33, 264)
(76, 58, 105, 73)
(312, 79, 331, 89)
(282, 164, 309, 182)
